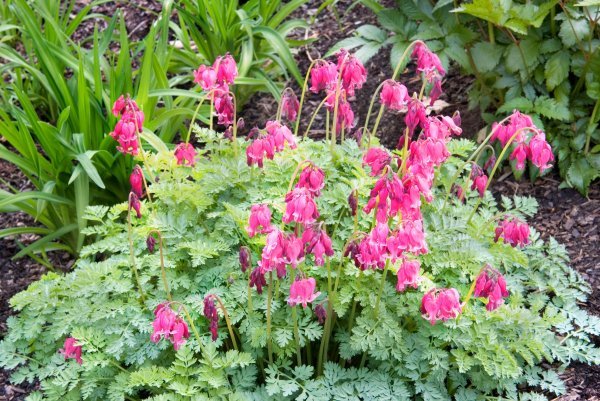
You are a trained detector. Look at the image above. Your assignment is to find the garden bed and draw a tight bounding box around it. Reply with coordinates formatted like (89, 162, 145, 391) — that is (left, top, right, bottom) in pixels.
(1, 1, 599, 400)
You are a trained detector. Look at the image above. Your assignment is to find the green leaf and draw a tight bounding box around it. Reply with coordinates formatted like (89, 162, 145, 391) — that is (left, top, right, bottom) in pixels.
(566, 157, 598, 195)
(75, 151, 105, 189)
(497, 97, 534, 114)
(470, 42, 503, 73)
(533, 96, 571, 121)
(559, 18, 591, 47)
(545, 51, 570, 91)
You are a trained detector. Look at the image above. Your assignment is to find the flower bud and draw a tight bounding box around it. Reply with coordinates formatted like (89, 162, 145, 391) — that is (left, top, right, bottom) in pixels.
(348, 189, 358, 216)
(147, 234, 157, 254)
(239, 246, 251, 273)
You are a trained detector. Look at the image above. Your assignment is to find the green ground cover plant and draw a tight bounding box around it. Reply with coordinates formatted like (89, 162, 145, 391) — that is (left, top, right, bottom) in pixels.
(0, 44, 598, 401)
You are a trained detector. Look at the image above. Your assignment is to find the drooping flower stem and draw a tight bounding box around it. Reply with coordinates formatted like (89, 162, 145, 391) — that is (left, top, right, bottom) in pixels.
(127, 194, 145, 304)
(303, 96, 330, 139)
(266, 272, 274, 364)
(290, 268, 302, 366)
(209, 96, 214, 132)
(468, 127, 539, 223)
(148, 230, 171, 302)
(373, 259, 390, 317)
(213, 295, 239, 351)
(287, 160, 312, 193)
(185, 91, 211, 143)
(366, 40, 424, 145)
(230, 91, 239, 156)
(170, 301, 205, 354)
(247, 272, 253, 312)
(294, 59, 320, 137)
(461, 266, 484, 308)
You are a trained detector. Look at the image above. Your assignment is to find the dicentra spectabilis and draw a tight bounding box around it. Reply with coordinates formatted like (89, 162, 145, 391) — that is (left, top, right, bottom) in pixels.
(495, 217, 530, 248)
(174, 142, 197, 166)
(239, 246, 251, 273)
(146, 234, 156, 254)
(249, 267, 267, 294)
(335, 100, 356, 132)
(129, 192, 142, 218)
(380, 80, 409, 110)
(355, 224, 388, 270)
(363, 173, 404, 223)
(470, 164, 487, 198)
(194, 64, 218, 91)
(405, 98, 428, 134)
(302, 224, 334, 266)
(348, 189, 358, 216)
(421, 288, 462, 325)
(396, 259, 421, 292)
(310, 60, 338, 93)
(388, 218, 428, 256)
(451, 184, 465, 203)
(203, 295, 219, 341)
(528, 133, 554, 172)
(474, 265, 509, 311)
(110, 97, 144, 156)
(409, 138, 450, 167)
(336, 49, 367, 97)
(510, 141, 529, 171)
(288, 277, 321, 308)
(258, 229, 287, 274)
(283, 187, 319, 225)
(284, 234, 305, 269)
(491, 110, 534, 147)
(129, 165, 144, 198)
(246, 132, 275, 168)
(214, 53, 238, 86)
(247, 204, 272, 237)
(214, 90, 235, 126)
(296, 163, 325, 196)
(412, 42, 446, 79)
(429, 76, 443, 103)
(60, 337, 82, 365)
(265, 120, 297, 151)
(362, 147, 391, 177)
(281, 90, 300, 122)
(150, 303, 190, 350)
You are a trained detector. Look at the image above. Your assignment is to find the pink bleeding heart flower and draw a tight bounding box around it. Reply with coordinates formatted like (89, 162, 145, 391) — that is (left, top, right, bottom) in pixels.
(214, 53, 238, 86)
(405, 98, 428, 134)
(258, 228, 288, 274)
(528, 132, 554, 172)
(409, 138, 450, 167)
(246, 132, 275, 168)
(288, 277, 321, 308)
(302, 224, 334, 266)
(60, 337, 83, 365)
(129, 192, 142, 218)
(281, 90, 300, 122)
(491, 111, 535, 147)
(363, 172, 404, 223)
(362, 147, 391, 177)
(495, 217, 530, 248)
(283, 187, 319, 225)
(265, 120, 297, 151)
(296, 163, 325, 197)
(396, 259, 421, 292)
(336, 49, 367, 97)
(214, 90, 235, 126)
(247, 204, 272, 237)
(510, 141, 529, 171)
(470, 164, 487, 198)
(310, 60, 338, 93)
(451, 184, 465, 203)
(110, 97, 143, 156)
(174, 142, 197, 166)
(112, 95, 126, 117)
(429, 76, 443, 104)
(474, 264, 509, 311)
(285, 234, 305, 269)
(194, 64, 218, 91)
(129, 165, 144, 198)
(380, 80, 409, 110)
(412, 42, 446, 78)
(355, 224, 389, 270)
(388, 218, 428, 257)
(203, 295, 219, 341)
(420, 288, 462, 325)
(151, 303, 190, 350)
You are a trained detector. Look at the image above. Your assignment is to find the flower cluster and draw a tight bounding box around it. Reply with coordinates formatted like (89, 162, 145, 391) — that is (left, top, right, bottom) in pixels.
(421, 288, 462, 325)
(194, 54, 238, 127)
(474, 265, 509, 311)
(310, 49, 367, 132)
(174, 142, 197, 167)
(110, 95, 144, 156)
(491, 111, 554, 172)
(470, 163, 488, 198)
(60, 337, 83, 365)
(246, 121, 297, 168)
(150, 303, 190, 350)
(288, 277, 321, 308)
(495, 217, 530, 248)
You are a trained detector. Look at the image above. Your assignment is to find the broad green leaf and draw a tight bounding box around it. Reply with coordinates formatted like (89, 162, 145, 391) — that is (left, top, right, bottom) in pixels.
(559, 18, 591, 47)
(545, 51, 570, 91)
(470, 42, 503, 73)
(497, 97, 534, 114)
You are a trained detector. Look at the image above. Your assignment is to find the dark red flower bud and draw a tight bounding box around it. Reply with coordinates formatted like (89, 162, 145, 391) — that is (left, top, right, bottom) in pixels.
(239, 246, 251, 273)
(314, 302, 327, 325)
(348, 189, 358, 216)
(147, 234, 157, 254)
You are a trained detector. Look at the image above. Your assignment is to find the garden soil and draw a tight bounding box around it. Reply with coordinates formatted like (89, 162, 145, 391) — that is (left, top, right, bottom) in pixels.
(1, 1, 598, 400)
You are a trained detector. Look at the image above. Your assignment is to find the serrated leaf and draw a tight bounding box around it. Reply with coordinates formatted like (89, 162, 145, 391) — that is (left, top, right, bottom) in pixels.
(545, 51, 570, 91)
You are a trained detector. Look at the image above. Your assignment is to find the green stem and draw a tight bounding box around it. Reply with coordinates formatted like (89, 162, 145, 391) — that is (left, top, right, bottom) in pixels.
(127, 194, 145, 304)
(303, 97, 329, 139)
(294, 59, 320, 137)
(290, 268, 302, 365)
(266, 272, 274, 364)
(209, 96, 214, 132)
(186, 92, 210, 143)
(148, 230, 171, 301)
(488, 21, 495, 44)
(171, 302, 205, 354)
(373, 259, 390, 317)
(214, 295, 239, 351)
(585, 97, 600, 154)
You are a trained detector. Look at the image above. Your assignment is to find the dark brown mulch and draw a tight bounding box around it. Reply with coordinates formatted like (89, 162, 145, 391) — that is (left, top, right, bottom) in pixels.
(72, 0, 163, 46)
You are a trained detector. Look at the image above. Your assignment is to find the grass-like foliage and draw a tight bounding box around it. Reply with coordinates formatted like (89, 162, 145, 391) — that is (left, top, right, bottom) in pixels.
(0, 132, 598, 401)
